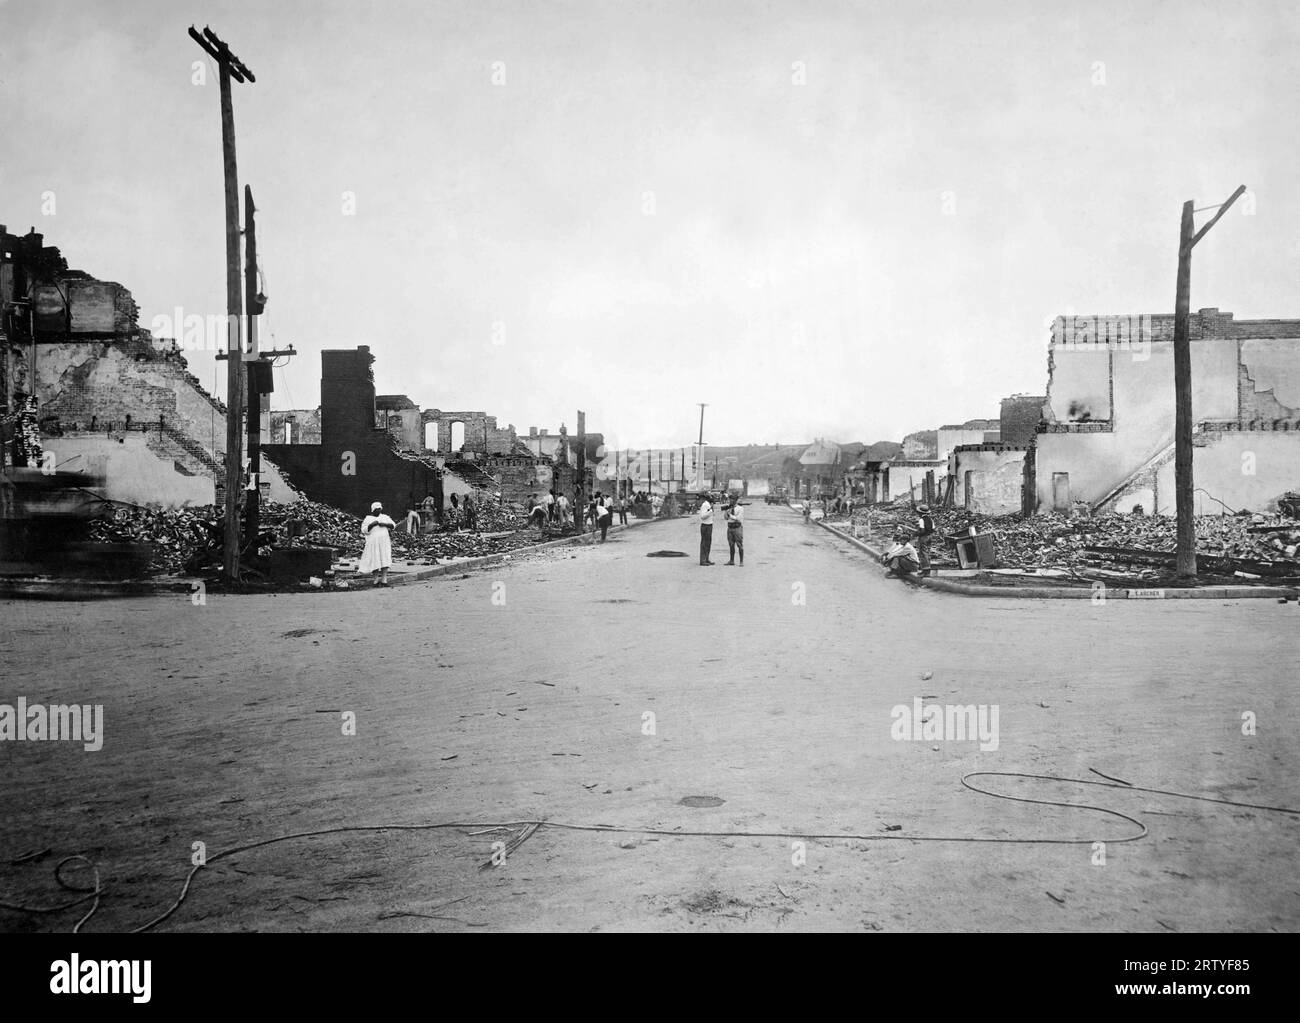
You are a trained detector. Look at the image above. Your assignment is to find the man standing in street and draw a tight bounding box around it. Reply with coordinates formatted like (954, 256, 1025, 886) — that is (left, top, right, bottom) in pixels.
(724, 493, 744, 566)
(698, 491, 715, 565)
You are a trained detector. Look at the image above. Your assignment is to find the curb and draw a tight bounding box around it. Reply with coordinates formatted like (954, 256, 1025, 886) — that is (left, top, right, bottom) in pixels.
(814, 519, 1300, 601)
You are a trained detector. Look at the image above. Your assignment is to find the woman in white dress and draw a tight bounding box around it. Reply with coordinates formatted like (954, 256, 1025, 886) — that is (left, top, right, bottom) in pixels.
(359, 501, 395, 586)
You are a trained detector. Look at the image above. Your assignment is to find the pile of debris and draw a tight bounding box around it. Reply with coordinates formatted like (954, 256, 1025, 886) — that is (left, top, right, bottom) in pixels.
(86, 505, 220, 574)
(838, 502, 1300, 580)
(85, 497, 542, 577)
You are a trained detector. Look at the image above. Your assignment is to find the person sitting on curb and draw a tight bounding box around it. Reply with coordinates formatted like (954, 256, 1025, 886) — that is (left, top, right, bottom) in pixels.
(882, 531, 921, 577)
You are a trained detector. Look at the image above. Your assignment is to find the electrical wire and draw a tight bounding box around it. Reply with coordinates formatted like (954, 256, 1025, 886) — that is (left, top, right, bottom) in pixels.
(0, 854, 102, 934)
(3, 770, 1297, 933)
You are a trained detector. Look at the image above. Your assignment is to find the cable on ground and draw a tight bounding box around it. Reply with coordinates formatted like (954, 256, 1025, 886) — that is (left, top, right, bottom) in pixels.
(2, 770, 1296, 933)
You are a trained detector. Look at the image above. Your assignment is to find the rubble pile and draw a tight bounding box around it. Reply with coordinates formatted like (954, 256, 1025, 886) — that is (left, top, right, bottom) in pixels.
(85, 497, 542, 577)
(86, 506, 218, 573)
(837, 502, 1300, 578)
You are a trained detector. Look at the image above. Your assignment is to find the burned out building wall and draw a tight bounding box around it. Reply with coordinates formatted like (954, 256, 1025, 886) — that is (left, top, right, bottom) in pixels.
(1031, 309, 1300, 514)
(263, 347, 442, 518)
(422, 410, 518, 456)
(999, 394, 1046, 447)
(270, 408, 322, 445)
(951, 444, 1028, 515)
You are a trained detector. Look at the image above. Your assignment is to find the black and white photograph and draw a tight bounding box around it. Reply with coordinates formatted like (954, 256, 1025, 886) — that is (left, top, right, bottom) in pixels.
(0, 0, 1296, 998)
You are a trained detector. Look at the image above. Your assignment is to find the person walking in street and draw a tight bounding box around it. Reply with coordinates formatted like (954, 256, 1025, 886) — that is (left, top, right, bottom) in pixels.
(698, 491, 716, 565)
(359, 501, 396, 587)
(617, 492, 628, 525)
(724, 493, 744, 566)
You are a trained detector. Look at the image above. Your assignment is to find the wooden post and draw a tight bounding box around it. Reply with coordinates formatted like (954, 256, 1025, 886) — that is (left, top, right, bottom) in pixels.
(191, 26, 255, 581)
(1173, 185, 1246, 579)
(218, 62, 244, 579)
(244, 184, 261, 544)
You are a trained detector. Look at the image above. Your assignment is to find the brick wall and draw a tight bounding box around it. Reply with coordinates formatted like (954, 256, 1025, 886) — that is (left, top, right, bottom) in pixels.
(35, 335, 229, 476)
(270, 408, 322, 445)
(263, 346, 444, 516)
(422, 410, 518, 455)
(1000, 395, 1046, 447)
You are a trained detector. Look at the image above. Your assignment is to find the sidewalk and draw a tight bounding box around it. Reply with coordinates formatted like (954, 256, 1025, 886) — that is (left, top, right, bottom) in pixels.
(0, 516, 664, 599)
(814, 518, 1300, 601)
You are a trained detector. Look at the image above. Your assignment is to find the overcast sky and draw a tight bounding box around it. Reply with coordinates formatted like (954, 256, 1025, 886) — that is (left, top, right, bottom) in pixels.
(3, 0, 1298, 448)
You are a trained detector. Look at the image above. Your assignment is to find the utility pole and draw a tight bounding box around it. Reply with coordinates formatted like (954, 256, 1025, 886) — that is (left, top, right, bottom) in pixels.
(1172, 184, 1246, 579)
(190, 25, 254, 581)
(576, 410, 586, 532)
(695, 403, 707, 490)
(240, 185, 293, 547)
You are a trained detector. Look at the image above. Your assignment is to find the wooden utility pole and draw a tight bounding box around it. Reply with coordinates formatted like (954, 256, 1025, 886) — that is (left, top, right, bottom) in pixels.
(695, 403, 707, 490)
(1172, 185, 1246, 579)
(216, 190, 294, 555)
(190, 26, 255, 581)
(576, 410, 586, 532)
(244, 185, 261, 544)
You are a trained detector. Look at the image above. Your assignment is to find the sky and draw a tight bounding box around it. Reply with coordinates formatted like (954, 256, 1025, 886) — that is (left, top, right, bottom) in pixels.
(3, 0, 1299, 449)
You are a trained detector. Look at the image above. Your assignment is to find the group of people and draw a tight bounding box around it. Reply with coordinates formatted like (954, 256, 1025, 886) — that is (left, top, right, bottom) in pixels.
(526, 489, 629, 541)
(396, 492, 493, 537)
(697, 491, 744, 566)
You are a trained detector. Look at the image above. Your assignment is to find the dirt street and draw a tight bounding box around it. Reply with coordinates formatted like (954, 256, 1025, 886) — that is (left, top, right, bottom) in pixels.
(2, 502, 1297, 932)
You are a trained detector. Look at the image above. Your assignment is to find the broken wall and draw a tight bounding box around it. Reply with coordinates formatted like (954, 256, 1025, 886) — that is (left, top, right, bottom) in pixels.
(952, 446, 1027, 515)
(423, 410, 518, 455)
(42, 433, 214, 508)
(936, 425, 998, 462)
(1035, 333, 1253, 511)
(35, 337, 229, 463)
(1154, 429, 1300, 515)
(1000, 395, 1046, 446)
(1239, 339, 1300, 420)
(270, 409, 322, 445)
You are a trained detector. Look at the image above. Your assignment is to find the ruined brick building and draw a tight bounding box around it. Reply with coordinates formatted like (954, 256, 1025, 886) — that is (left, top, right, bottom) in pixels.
(265, 346, 608, 512)
(1, 225, 294, 509)
(1031, 309, 1300, 514)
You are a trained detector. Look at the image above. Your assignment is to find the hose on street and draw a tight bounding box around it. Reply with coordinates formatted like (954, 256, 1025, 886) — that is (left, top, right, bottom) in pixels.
(3, 770, 1296, 933)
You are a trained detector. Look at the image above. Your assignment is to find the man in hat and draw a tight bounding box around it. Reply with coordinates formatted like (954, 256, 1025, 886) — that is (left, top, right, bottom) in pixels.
(698, 491, 716, 565)
(724, 493, 744, 566)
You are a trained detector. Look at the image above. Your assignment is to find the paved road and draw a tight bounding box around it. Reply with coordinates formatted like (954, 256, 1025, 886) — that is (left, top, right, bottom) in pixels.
(2, 502, 1297, 931)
